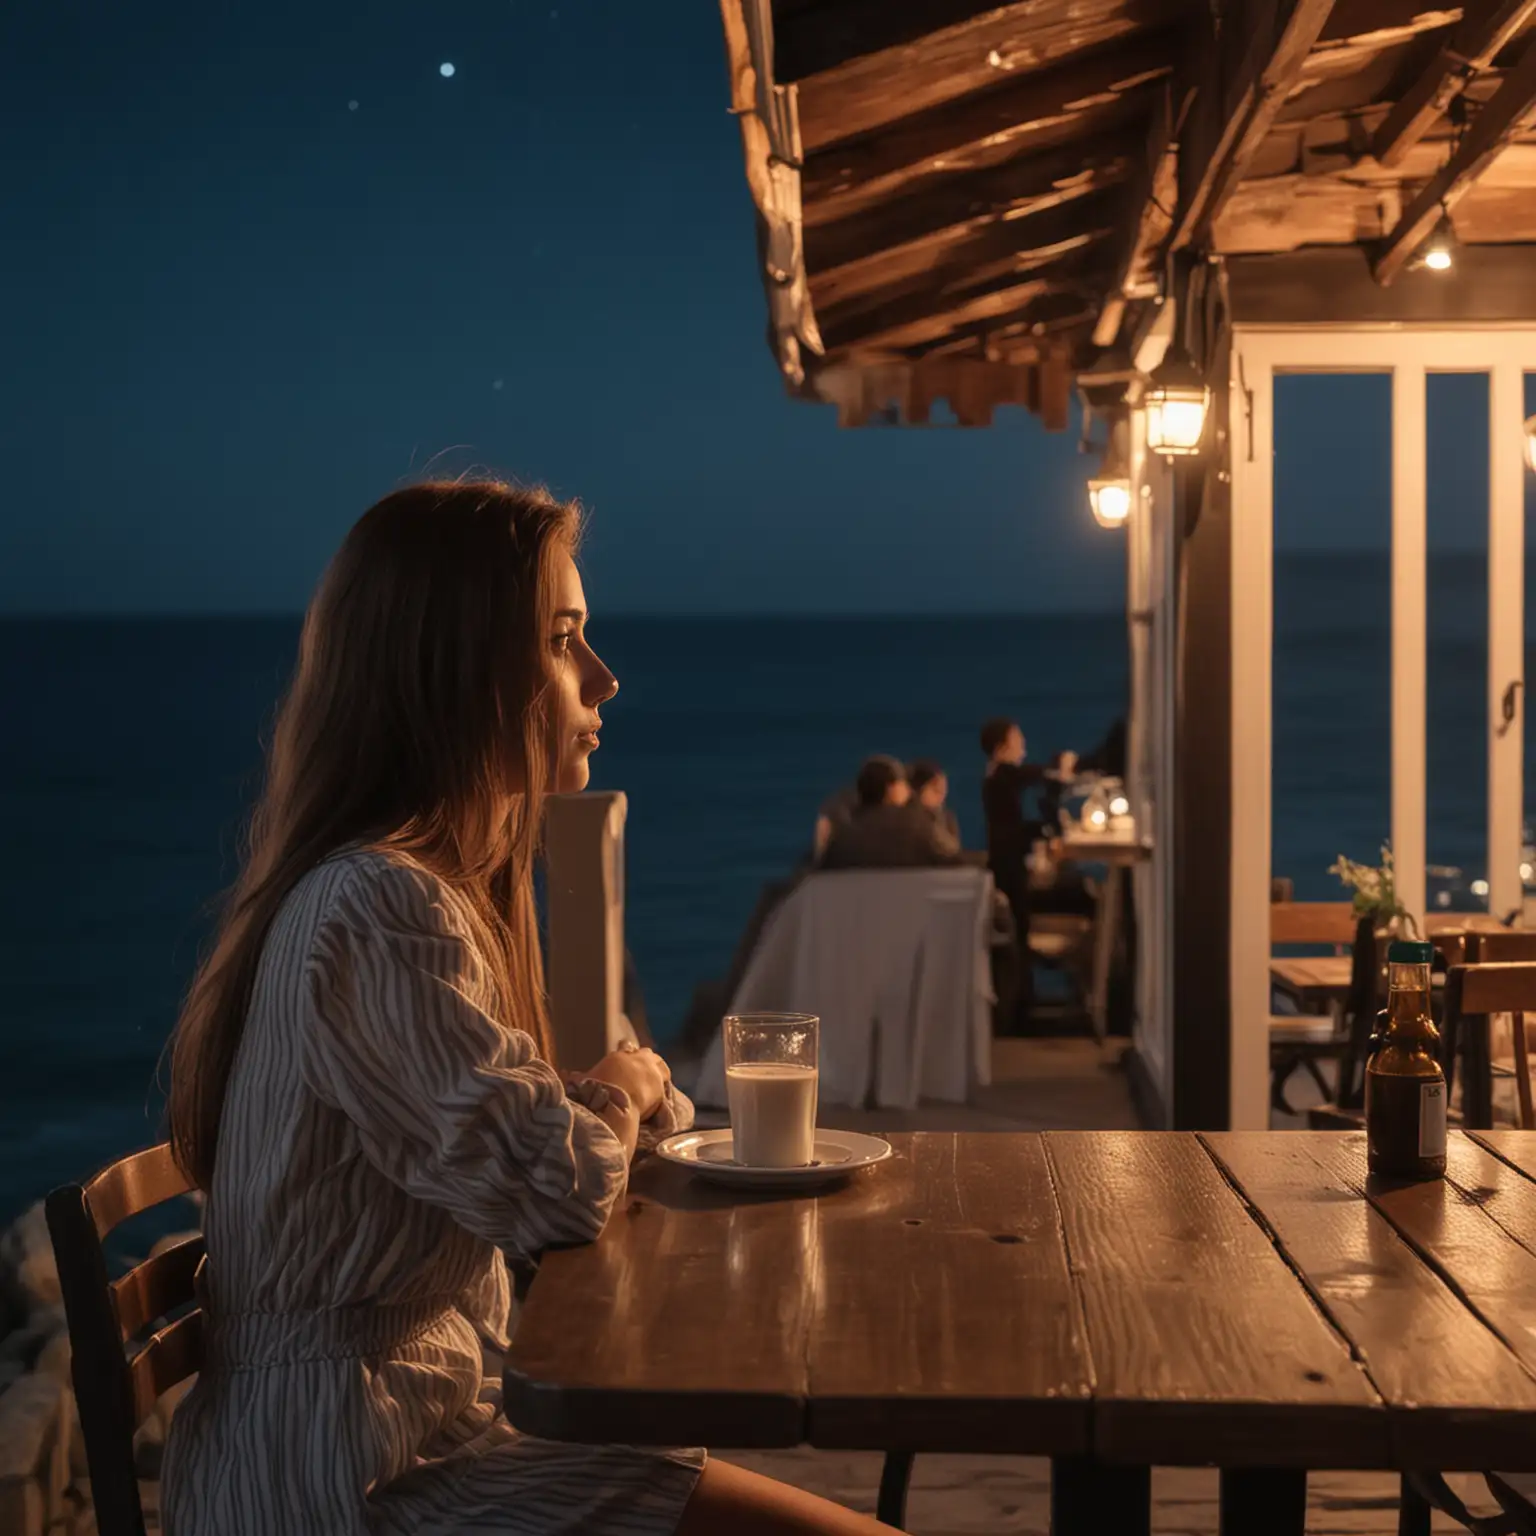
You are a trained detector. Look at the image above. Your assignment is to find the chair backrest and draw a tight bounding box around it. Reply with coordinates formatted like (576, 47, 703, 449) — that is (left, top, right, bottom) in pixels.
(1335, 916, 1388, 1110)
(1270, 901, 1357, 948)
(46, 1143, 203, 1536)
(1468, 930, 1536, 965)
(1450, 959, 1536, 1015)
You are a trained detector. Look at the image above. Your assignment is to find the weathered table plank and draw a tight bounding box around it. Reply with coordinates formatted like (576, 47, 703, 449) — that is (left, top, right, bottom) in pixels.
(806, 1133, 1092, 1454)
(1045, 1131, 1385, 1467)
(1204, 1131, 1536, 1469)
(507, 1130, 1536, 1482)
(505, 1157, 818, 1446)
(1472, 1129, 1536, 1190)
(1360, 1132, 1536, 1405)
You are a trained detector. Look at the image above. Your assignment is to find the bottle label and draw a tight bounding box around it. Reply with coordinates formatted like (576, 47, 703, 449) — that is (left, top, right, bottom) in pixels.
(1419, 1079, 1447, 1159)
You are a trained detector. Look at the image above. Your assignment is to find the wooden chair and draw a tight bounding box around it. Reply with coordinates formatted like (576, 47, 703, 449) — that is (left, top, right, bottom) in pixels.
(1443, 952, 1536, 1131)
(45, 1144, 204, 1536)
(1268, 902, 1361, 1114)
(1304, 918, 1390, 1129)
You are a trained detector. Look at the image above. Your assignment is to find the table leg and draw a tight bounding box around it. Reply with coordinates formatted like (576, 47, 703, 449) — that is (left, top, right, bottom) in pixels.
(1396, 1475, 1431, 1536)
(1219, 1468, 1306, 1535)
(876, 1451, 913, 1529)
(1051, 1455, 1150, 1535)
(1088, 869, 1121, 1043)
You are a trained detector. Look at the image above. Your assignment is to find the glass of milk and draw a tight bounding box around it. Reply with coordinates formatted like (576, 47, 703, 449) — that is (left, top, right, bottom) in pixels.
(722, 1013, 819, 1168)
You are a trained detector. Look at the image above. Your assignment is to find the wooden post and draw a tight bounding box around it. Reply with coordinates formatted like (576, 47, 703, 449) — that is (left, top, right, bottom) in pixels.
(544, 791, 634, 1071)
(1489, 362, 1526, 921)
(1225, 330, 1271, 1131)
(1391, 365, 1428, 930)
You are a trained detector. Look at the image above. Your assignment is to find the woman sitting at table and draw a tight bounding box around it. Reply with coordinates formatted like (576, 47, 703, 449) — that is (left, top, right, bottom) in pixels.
(161, 482, 895, 1536)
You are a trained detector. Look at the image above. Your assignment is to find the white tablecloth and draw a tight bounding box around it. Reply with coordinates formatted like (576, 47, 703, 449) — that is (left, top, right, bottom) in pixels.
(694, 868, 995, 1110)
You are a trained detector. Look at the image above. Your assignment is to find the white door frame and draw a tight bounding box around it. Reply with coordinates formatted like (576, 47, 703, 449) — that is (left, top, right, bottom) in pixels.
(1227, 324, 1536, 1130)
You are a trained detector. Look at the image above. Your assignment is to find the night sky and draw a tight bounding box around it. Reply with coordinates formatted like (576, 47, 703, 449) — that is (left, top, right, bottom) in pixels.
(0, 2, 1519, 617)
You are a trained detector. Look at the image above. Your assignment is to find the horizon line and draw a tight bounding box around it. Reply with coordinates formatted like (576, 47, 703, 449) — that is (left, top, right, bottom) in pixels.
(0, 607, 1133, 622)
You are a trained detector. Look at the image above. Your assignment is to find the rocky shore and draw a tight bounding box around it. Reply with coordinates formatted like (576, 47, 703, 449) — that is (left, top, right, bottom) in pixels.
(0, 1202, 196, 1536)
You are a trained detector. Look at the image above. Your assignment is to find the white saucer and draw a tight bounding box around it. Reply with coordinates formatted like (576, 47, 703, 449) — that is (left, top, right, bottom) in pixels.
(655, 1129, 893, 1189)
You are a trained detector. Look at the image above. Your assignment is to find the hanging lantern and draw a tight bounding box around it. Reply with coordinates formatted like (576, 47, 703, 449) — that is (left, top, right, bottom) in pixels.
(1144, 339, 1209, 457)
(1088, 416, 1132, 528)
(1524, 414, 1536, 474)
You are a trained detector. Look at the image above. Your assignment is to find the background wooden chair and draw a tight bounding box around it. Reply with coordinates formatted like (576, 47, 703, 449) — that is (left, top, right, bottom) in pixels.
(1268, 901, 1361, 1114)
(45, 1144, 204, 1536)
(1297, 914, 1389, 1130)
(1443, 950, 1536, 1131)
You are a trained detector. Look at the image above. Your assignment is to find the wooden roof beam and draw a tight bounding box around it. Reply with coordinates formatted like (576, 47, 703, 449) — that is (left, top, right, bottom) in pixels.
(1374, 36, 1536, 280)
(824, 249, 1112, 353)
(905, 292, 1101, 360)
(812, 186, 1124, 312)
(1373, 0, 1536, 167)
(801, 35, 1176, 207)
(1318, 0, 1462, 49)
(1172, 0, 1341, 251)
(771, 0, 1016, 84)
(816, 194, 1122, 345)
(1093, 92, 1180, 347)
(804, 138, 1133, 277)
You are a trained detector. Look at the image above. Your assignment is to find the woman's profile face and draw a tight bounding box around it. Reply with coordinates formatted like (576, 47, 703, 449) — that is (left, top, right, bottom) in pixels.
(547, 549, 618, 793)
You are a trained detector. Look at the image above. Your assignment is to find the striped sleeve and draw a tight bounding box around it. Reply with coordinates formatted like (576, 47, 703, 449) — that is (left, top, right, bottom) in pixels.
(299, 858, 628, 1253)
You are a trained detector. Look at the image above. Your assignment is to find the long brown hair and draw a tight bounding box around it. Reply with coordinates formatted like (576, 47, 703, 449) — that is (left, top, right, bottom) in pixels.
(166, 480, 580, 1189)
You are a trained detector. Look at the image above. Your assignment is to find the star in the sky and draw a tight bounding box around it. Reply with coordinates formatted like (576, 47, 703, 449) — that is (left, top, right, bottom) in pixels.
(439, 62, 456, 78)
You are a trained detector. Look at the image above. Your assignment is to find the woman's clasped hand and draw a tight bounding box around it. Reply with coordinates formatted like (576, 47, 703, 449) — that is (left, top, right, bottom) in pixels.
(584, 1045, 672, 1120)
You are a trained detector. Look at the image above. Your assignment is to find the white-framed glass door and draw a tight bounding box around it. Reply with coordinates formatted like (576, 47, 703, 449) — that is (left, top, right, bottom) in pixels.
(1228, 326, 1536, 1129)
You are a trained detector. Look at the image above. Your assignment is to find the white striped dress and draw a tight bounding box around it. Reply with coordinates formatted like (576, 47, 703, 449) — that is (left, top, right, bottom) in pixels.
(161, 847, 706, 1535)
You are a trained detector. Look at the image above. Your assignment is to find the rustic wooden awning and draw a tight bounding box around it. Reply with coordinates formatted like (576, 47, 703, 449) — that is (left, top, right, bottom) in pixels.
(718, 0, 1536, 427)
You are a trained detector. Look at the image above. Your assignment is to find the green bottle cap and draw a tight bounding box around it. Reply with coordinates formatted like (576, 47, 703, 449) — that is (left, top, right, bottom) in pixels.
(1387, 939, 1434, 964)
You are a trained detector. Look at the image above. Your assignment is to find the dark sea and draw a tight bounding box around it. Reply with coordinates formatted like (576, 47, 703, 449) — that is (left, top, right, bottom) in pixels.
(2, 549, 1532, 1225)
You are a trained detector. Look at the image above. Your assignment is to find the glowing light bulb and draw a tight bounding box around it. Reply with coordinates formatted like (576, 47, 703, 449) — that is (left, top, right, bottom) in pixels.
(1089, 480, 1131, 528)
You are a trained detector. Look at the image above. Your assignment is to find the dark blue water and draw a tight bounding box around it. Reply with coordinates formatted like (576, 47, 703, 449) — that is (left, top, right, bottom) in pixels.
(2, 556, 1532, 1223)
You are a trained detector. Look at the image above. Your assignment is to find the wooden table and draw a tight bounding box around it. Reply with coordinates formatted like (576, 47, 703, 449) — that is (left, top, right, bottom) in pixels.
(1057, 827, 1149, 1041)
(1269, 954, 1354, 1008)
(505, 1131, 1536, 1535)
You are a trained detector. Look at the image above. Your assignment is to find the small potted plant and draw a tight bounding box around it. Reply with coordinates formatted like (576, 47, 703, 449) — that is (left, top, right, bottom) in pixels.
(1329, 844, 1421, 938)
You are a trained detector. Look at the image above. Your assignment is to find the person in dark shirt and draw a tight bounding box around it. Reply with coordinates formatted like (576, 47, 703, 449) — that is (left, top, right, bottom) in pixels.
(979, 718, 1078, 1023)
(907, 759, 961, 846)
(812, 780, 862, 862)
(1078, 715, 1127, 779)
(822, 755, 963, 870)
(979, 719, 1052, 874)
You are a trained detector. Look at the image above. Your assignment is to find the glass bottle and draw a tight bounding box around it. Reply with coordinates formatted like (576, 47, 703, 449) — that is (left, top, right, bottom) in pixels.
(1365, 939, 1446, 1179)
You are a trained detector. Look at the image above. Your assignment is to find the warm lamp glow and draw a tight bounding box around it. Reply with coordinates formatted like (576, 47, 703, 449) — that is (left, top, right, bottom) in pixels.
(1109, 793, 1130, 817)
(1086, 805, 1108, 830)
(1420, 214, 1456, 273)
(1524, 414, 1536, 474)
(1087, 414, 1132, 529)
(1144, 342, 1208, 457)
(1089, 478, 1132, 528)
